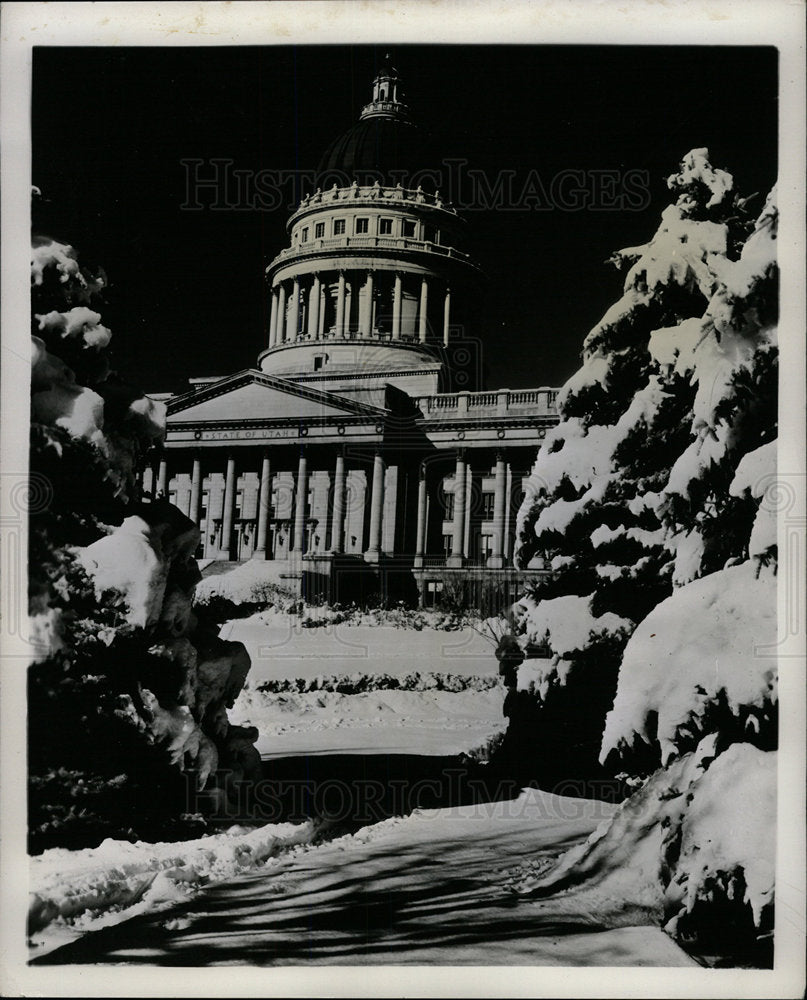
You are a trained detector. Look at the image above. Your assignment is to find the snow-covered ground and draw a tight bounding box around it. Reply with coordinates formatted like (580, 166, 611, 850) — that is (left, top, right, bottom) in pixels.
(30, 788, 696, 966)
(222, 608, 499, 682)
(224, 609, 508, 758)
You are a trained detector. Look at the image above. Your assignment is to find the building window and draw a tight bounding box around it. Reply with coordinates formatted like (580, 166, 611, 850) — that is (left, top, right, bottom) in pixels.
(355, 217, 369, 234)
(379, 218, 393, 235)
(442, 534, 452, 556)
(313, 355, 325, 371)
(334, 219, 346, 235)
(402, 220, 416, 238)
(301, 227, 309, 243)
(443, 493, 455, 520)
(424, 225, 436, 243)
(315, 222, 325, 239)
(482, 492, 495, 519)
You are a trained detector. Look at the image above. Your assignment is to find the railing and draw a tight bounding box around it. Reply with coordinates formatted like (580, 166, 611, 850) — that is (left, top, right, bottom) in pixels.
(421, 555, 449, 567)
(361, 100, 410, 118)
(415, 388, 559, 417)
(268, 235, 473, 270)
(290, 183, 458, 220)
(468, 392, 496, 408)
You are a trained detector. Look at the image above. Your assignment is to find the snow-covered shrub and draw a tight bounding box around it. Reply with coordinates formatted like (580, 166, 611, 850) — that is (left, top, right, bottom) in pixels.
(28, 211, 259, 852)
(193, 559, 297, 622)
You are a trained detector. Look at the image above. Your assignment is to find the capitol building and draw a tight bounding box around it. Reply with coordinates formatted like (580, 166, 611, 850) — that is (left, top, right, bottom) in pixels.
(146, 59, 559, 607)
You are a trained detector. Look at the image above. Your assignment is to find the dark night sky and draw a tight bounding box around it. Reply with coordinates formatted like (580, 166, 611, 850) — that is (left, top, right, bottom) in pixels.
(31, 45, 778, 393)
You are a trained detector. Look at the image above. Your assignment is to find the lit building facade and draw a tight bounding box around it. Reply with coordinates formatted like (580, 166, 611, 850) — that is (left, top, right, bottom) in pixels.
(146, 60, 558, 606)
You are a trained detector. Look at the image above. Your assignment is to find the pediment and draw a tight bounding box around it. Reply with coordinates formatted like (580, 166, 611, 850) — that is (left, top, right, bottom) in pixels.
(166, 370, 388, 425)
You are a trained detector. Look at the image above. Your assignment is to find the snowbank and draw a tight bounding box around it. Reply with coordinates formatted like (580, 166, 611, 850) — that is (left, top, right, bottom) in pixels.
(231, 680, 506, 759)
(513, 739, 776, 952)
(28, 819, 317, 948)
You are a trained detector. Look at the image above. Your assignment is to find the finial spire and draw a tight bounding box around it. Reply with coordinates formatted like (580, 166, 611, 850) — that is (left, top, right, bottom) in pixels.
(360, 57, 409, 121)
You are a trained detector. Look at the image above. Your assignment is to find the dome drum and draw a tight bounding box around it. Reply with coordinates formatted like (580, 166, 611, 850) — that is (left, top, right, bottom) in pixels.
(264, 265, 468, 351)
(262, 62, 482, 388)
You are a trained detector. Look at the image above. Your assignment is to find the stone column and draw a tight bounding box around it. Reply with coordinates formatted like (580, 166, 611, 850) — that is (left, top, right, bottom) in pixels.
(330, 449, 346, 553)
(220, 454, 236, 559)
(447, 450, 466, 567)
(307, 274, 321, 339)
(365, 451, 385, 562)
(392, 272, 402, 340)
(289, 276, 300, 342)
(268, 288, 279, 348)
(335, 271, 346, 338)
(292, 449, 308, 553)
(414, 464, 427, 568)
(418, 277, 429, 343)
(443, 285, 451, 347)
(156, 456, 168, 498)
(488, 452, 507, 568)
(361, 271, 374, 336)
(464, 462, 473, 559)
(189, 454, 203, 525)
(276, 282, 287, 344)
(318, 283, 326, 336)
(344, 277, 353, 335)
(253, 450, 272, 558)
(504, 462, 513, 560)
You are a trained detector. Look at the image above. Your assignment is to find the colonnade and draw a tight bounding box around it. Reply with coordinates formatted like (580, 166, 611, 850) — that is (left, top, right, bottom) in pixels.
(145, 447, 520, 567)
(414, 450, 512, 569)
(267, 270, 452, 347)
(144, 447, 387, 562)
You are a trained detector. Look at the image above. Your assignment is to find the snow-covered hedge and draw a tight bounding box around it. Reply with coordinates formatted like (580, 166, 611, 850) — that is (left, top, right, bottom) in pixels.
(254, 671, 501, 695)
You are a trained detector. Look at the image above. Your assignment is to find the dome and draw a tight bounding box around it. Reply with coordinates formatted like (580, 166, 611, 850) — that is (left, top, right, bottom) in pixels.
(316, 116, 436, 185)
(316, 61, 439, 188)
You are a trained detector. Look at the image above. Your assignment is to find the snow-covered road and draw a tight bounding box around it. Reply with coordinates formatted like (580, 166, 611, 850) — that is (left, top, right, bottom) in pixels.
(32, 789, 696, 967)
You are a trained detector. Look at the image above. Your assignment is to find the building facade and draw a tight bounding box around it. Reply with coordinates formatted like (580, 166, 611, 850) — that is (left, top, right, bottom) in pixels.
(146, 60, 558, 607)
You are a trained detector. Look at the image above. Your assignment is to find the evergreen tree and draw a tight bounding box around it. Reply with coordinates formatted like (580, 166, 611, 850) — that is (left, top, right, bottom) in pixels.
(506, 150, 776, 785)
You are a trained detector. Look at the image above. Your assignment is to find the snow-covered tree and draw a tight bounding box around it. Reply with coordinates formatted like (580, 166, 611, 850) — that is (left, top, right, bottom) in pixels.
(506, 150, 774, 776)
(507, 151, 778, 962)
(28, 206, 260, 852)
